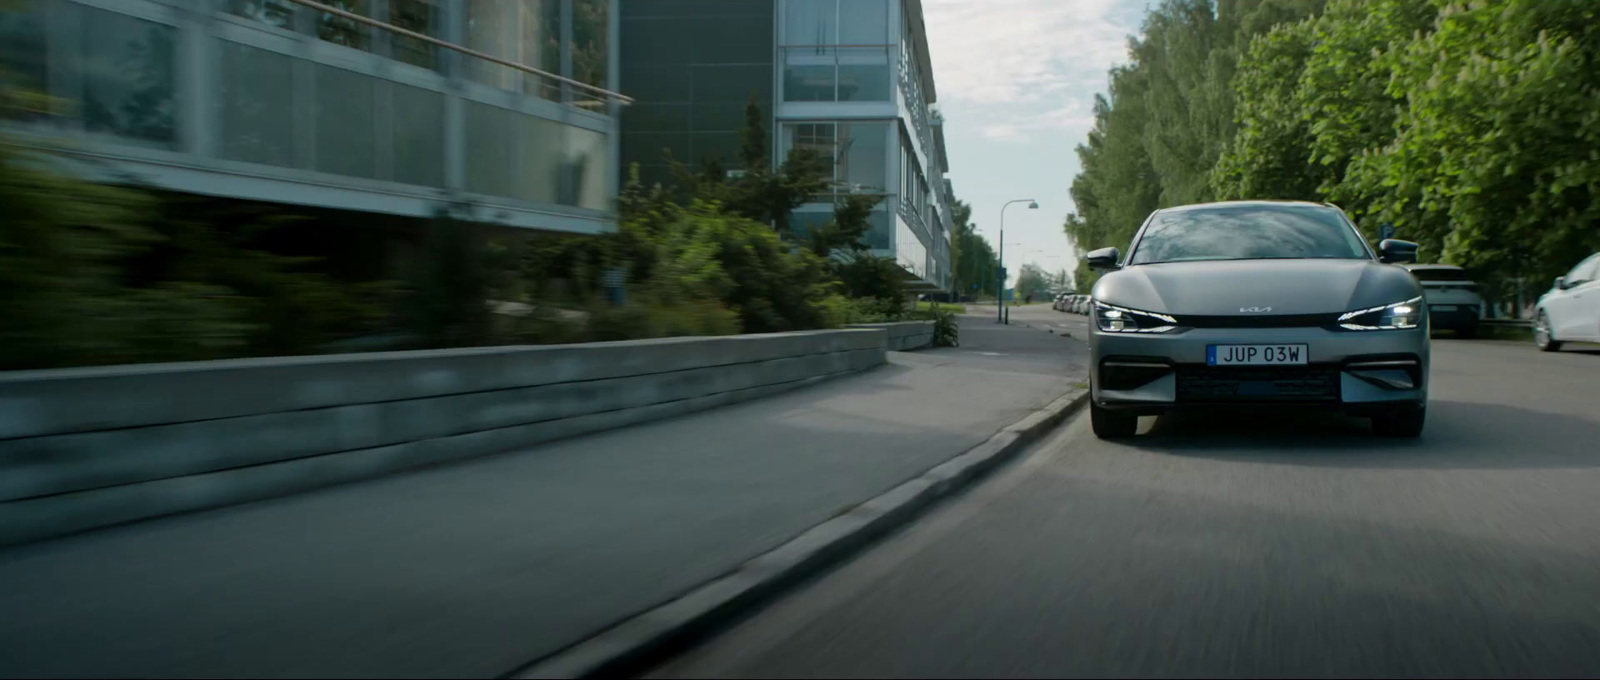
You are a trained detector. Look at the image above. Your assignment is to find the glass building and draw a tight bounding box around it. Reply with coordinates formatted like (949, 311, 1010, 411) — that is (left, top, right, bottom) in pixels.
(620, 0, 954, 291)
(0, 0, 624, 234)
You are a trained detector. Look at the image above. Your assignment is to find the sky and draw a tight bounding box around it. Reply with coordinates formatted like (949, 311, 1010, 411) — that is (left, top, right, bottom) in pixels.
(921, 0, 1150, 289)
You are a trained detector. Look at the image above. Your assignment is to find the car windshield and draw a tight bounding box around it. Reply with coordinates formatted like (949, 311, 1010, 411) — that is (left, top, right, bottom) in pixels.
(1127, 205, 1371, 265)
(1410, 268, 1472, 282)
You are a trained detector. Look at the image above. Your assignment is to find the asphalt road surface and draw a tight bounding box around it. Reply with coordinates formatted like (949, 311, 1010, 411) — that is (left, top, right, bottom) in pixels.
(653, 335, 1600, 679)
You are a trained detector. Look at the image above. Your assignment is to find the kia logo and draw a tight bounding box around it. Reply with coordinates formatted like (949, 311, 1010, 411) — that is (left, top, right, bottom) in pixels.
(1240, 306, 1272, 313)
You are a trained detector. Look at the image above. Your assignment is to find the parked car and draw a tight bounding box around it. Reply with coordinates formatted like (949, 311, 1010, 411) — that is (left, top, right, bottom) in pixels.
(1403, 264, 1483, 337)
(1074, 295, 1090, 314)
(1055, 293, 1071, 312)
(1534, 252, 1600, 352)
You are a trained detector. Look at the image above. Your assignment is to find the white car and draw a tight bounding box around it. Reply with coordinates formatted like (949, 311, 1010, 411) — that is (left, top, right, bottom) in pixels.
(1404, 264, 1483, 337)
(1535, 252, 1600, 352)
(1074, 296, 1090, 314)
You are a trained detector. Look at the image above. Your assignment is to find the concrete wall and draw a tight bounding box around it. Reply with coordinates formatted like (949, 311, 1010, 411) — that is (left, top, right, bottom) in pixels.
(848, 321, 936, 351)
(0, 330, 886, 547)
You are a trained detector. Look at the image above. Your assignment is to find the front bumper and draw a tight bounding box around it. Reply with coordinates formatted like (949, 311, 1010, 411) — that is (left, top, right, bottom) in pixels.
(1090, 325, 1429, 414)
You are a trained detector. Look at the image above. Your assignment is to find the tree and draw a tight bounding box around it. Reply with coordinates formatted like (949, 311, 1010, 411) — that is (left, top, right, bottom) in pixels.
(1014, 263, 1052, 302)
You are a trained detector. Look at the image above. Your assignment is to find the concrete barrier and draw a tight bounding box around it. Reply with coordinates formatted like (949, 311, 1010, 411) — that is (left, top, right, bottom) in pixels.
(0, 329, 887, 547)
(847, 321, 936, 351)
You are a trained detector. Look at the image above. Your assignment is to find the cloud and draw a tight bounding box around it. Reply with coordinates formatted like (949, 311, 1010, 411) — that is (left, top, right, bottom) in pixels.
(922, 0, 1134, 108)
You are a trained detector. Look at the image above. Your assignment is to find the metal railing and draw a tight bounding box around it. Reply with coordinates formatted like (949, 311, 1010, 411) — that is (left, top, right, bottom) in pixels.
(284, 0, 633, 106)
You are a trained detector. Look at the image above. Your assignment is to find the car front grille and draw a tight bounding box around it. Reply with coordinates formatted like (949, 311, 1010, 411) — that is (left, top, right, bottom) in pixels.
(1171, 313, 1339, 329)
(1176, 365, 1341, 402)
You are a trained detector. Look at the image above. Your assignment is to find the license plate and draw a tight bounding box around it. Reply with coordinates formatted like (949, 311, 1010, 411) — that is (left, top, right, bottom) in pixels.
(1207, 344, 1308, 366)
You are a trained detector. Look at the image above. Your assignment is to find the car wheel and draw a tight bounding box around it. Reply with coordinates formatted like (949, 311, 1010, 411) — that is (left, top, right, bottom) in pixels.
(1090, 400, 1139, 439)
(1534, 310, 1562, 352)
(1371, 407, 1425, 438)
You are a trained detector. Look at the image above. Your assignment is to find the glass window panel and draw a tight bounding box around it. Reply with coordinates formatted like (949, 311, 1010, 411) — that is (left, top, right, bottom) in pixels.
(390, 0, 442, 70)
(392, 84, 444, 187)
(572, 0, 609, 91)
(565, 126, 609, 210)
(689, 103, 748, 133)
(316, 0, 372, 51)
(221, 42, 295, 167)
(228, 0, 297, 30)
(840, 122, 887, 193)
(783, 0, 835, 46)
(518, 113, 562, 204)
(313, 64, 376, 178)
(836, 63, 889, 101)
(790, 210, 833, 239)
(0, 0, 47, 122)
(80, 7, 176, 146)
(839, 0, 888, 44)
(783, 61, 835, 102)
(521, 0, 563, 100)
(864, 209, 890, 249)
(466, 0, 559, 97)
(465, 101, 515, 197)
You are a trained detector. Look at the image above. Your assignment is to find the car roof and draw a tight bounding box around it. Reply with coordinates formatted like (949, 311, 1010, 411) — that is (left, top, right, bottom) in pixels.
(1155, 200, 1334, 214)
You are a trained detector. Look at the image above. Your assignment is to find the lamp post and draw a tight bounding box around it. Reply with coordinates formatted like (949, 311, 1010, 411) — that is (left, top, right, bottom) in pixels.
(998, 199, 1039, 322)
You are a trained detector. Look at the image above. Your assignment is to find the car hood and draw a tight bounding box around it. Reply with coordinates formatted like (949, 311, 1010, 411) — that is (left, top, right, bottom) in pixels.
(1092, 259, 1423, 316)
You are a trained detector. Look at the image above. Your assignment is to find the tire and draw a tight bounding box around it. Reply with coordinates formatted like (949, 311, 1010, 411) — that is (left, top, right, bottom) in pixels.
(1534, 310, 1562, 352)
(1090, 400, 1139, 439)
(1371, 407, 1425, 438)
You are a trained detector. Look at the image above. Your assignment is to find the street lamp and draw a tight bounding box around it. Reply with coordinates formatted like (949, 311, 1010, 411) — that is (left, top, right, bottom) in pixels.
(998, 199, 1039, 322)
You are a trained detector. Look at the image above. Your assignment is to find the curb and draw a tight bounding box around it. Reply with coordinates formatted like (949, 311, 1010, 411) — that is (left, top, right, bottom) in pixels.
(509, 387, 1091, 679)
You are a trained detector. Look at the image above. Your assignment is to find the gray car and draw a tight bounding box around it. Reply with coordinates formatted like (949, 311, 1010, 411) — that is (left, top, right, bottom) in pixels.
(1085, 201, 1429, 439)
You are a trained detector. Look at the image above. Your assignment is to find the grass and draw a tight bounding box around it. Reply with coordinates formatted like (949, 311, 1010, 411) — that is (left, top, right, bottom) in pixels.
(915, 301, 967, 314)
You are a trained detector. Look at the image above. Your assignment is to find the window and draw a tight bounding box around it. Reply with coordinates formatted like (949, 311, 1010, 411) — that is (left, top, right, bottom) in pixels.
(572, 0, 609, 97)
(314, 65, 376, 178)
(79, 6, 176, 146)
(221, 42, 295, 166)
(839, 122, 887, 192)
(518, 113, 562, 204)
(228, 0, 297, 31)
(784, 0, 836, 45)
(392, 84, 445, 187)
(316, 0, 373, 51)
(465, 101, 516, 198)
(390, 0, 443, 70)
(465, 0, 561, 98)
(783, 121, 888, 194)
(781, 0, 890, 102)
(1128, 205, 1371, 265)
(838, 0, 888, 44)
(0, 1, 47, 121)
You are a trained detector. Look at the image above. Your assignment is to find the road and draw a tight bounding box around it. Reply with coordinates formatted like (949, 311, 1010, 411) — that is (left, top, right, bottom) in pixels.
(653, 333, 1600, 678)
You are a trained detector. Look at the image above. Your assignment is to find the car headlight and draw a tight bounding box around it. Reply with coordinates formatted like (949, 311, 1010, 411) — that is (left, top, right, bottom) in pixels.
(1093, 301, 1179, 333)
(1337, 296, 1424, 331)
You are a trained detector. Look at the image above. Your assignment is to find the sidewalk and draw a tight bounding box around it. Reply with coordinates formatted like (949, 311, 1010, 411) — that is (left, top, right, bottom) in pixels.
(0, 318, 1086, 679)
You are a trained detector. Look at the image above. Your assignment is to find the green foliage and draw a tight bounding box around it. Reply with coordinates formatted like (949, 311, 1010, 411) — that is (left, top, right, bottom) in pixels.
(926, 307, 960, 347)
(1014, 263, 1053, 302)
(1077, 0, 1600, 305)
(834, 253, 909, 318)
(807, 193, 880, 257)
(950, 200, 998, 298)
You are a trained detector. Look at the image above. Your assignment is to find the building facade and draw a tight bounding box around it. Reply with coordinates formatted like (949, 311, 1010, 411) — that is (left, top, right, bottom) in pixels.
(620, 0, 954, 291)
(0, 0, 624, 234)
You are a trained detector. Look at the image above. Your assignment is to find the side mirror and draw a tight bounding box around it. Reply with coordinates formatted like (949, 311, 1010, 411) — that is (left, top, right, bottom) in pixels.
(1554, 276, 1567, 290)
(1086, 247, 1121, 272)
(1377, 239, 1418, 264)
